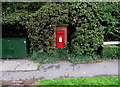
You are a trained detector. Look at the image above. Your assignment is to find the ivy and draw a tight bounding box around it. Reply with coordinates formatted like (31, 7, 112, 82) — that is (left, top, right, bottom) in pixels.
(20, 2, 69, 55)
(69, 3, 104, 55)
(2, 2, 120, 56)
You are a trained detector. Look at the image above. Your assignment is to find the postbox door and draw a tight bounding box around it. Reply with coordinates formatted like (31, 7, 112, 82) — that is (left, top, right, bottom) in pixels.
(56, 31, 64, 48)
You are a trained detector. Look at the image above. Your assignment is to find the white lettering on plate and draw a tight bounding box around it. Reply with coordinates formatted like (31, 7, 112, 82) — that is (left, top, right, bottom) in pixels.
(59, 37, 62, 42)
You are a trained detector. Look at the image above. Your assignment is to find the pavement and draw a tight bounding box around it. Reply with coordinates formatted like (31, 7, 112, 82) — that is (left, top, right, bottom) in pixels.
(0, 59, 38, 71)
(0, 59, 119, 86)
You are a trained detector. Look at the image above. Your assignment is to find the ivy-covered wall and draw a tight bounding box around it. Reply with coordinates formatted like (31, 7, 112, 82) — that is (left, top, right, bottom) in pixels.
(69, 3, 104, 55)
(21, 3, 69, 55)
(22, 2, 105, 55)
(2, 2, 120, 56)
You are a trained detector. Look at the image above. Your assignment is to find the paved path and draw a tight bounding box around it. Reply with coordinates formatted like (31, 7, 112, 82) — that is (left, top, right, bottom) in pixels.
(0, 59, 119, 86)
(0, 59, 38, 71)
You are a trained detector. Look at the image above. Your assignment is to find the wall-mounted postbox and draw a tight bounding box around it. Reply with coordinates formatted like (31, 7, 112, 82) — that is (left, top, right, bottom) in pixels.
(56, 31, 64, 48)
(56, 26, 67, 48)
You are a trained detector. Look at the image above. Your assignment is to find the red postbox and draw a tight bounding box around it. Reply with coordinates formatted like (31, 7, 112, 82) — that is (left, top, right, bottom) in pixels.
(56, 31, 64, 48)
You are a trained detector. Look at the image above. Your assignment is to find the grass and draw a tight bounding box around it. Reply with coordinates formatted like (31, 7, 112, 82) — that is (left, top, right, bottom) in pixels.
(28, 48, 120, 64)
(102, 45, 120, 59)
(28, 51, 60, 63)
(36, 76, 119, 86)
(67, 54, 97, 64)
(28, 51, 101, 64)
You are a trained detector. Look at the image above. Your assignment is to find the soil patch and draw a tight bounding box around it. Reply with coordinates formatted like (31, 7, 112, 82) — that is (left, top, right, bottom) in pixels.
(1, 79, 38, 87)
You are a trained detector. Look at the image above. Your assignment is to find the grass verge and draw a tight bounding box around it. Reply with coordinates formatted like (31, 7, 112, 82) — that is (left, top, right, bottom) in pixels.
(36, 76, 119, 86)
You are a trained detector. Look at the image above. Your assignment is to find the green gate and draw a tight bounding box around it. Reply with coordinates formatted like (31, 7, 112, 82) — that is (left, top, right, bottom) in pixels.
(2, 37, 28, 58)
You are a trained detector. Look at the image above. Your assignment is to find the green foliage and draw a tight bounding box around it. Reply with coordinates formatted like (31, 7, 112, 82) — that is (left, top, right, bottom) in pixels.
(29, 51, 60, 63)
(2, 2, 45, 36)
(72, 27, 104, 55)
(36, 76, 119, 86)
(29, 44, 69, 63)
(2, 2, 45, 13)
(29, 49, 101, 64)
(56, 48, 68, 59)
(2, 2, 120, 57)
(70, 3, 104, 55)
(56, 44, 69, 59)
(37, 63, 41, 69)
(25, 2, 105, 56)
(102, 45, 120, 59)
(96, 2, 120, 41)
(20, 2, 69, 54)
(68, 55, 93, 63)
(67, 53, 100, 64)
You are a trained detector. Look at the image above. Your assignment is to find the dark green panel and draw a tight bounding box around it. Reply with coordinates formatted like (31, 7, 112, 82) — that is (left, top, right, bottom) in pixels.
(12, 38, 27, 58)
(2, 37, 28, 58)
(2, 38, 14, 58)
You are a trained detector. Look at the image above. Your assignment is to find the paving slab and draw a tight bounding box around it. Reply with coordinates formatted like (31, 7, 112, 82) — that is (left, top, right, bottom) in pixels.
(0, 61, 19, 71)
(15, 60, 38, 71)
(0, 60, 2, 66)
(0, 59, 38, 71)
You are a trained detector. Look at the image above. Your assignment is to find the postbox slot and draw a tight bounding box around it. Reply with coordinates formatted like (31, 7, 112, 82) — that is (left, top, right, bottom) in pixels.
(58, 33, 63, 35)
